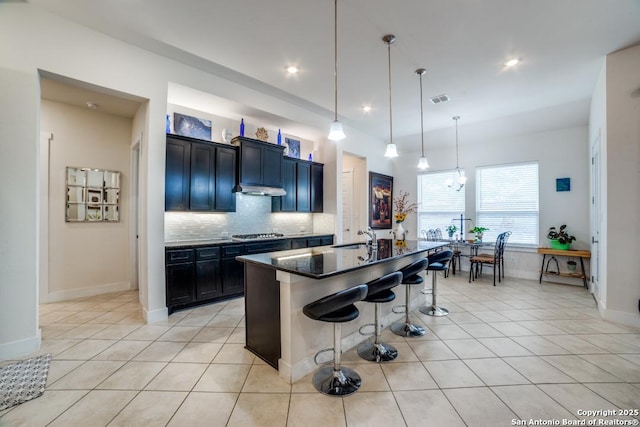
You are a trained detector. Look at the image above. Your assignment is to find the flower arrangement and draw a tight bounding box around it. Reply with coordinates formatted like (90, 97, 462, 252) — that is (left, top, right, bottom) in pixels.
(445, 225, 458, 234)
(393, 190, 418, 224)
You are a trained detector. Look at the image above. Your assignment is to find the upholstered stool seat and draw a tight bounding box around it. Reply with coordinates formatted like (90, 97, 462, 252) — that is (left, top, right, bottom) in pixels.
(358, 271, 402, 362)
(419, 250, 453, 317)
(390, 258, 429, 337)
(303, 284, 368, 396)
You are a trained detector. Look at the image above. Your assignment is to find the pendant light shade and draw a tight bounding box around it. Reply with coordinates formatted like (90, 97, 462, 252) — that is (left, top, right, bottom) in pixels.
(383, 34, 398, 158)
(328, 0, 345, 141)
(328, 120, 345, 141)
(448, 116, 466, 191)
(416, 68, 429, 170)
(417, 156, 429, 169)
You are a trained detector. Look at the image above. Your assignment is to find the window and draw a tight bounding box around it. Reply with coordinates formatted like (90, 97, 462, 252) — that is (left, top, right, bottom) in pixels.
(417, 170, 465, 238)
(476, 162, 539, 246)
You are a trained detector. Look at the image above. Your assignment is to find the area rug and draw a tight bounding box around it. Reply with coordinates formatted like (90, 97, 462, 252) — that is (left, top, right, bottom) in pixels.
(0, 353, 52, 411)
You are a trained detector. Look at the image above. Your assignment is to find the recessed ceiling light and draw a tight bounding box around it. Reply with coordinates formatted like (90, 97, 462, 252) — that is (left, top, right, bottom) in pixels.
(86, 102, 98, 109)
(362, 105, 371, 112)
(286, 65, 299, 74)
(504, 58, 520, 68)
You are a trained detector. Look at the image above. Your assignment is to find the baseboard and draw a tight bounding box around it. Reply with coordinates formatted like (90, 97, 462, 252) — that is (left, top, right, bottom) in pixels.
(0, 330, 41, 361)
(144, 306, 168, 324)
(601, 307, 640, 329)
(45, 282, 132, 303)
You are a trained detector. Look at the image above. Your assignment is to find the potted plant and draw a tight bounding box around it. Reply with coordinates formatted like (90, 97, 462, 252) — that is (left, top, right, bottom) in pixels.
(469, 226, 489, 242)
(547, 224, 575, 250)
(445, 224, 457, 239)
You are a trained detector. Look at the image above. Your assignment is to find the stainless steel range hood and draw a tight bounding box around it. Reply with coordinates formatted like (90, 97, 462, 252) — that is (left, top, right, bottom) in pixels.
(233, 184, 286, 196)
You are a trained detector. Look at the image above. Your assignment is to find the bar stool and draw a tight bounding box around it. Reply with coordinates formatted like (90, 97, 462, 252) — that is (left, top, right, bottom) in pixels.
(390, 258, 429, 337)
(419, 250, 453, 317)
(358, 271, 403, 362)
(303, 284, 368, 396)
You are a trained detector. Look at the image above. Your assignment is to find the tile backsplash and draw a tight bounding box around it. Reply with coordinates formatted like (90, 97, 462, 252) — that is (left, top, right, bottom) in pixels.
(165, 194, 327, 242)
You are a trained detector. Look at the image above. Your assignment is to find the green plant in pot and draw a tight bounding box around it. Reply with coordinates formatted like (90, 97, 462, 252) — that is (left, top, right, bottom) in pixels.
(547, 224, 575, 250)
(469, 226, 489, 242)
(445, 224, 457, 239)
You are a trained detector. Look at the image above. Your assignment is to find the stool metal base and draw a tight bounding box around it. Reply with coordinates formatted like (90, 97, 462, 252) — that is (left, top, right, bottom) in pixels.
(390, 322, 425, 337)
(312, 366, 361, 396)
(419, 305, 449, 317)
(357, 342, 398, 362)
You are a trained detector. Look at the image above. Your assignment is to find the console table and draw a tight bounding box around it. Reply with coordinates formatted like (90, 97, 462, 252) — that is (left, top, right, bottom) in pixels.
(537, 248, 590, 288)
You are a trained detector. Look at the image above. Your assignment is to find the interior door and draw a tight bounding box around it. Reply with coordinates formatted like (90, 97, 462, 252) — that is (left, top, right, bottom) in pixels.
(342, 169, 354, 242)
(590, 133, 601, 296)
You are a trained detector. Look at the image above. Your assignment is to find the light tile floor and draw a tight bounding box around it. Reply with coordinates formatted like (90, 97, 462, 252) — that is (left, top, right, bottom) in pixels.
(2, 274, 640, 426)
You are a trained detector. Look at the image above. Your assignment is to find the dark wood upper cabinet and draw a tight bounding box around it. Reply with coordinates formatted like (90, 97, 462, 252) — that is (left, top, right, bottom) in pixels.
(232, 137, 285, 189)
(165, 137, 191, 211)
(310, 162, 324, 213)
(272, 158, 296, 212)
(215, 146, 237, 212)
(296, 161, 311, 212)
(165, 134, 237, 212)
(272, 158, 323, 213)
(189, 143, 215, 210)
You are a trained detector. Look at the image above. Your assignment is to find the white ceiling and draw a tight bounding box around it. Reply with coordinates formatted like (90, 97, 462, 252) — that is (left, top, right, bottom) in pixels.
(29, 0, 640, 145)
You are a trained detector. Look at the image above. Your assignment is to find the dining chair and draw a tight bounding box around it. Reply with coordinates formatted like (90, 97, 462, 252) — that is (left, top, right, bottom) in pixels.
(468, 231, 511, 286)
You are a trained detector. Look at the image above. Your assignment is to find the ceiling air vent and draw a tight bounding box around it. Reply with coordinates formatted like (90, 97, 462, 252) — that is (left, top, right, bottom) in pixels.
(429, 94, 450, 104)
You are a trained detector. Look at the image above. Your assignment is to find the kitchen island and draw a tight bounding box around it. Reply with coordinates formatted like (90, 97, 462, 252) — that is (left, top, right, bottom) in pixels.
(237, 239, 446, 384)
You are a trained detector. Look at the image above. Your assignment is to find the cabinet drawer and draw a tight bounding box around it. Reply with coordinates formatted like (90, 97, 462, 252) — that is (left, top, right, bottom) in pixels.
(245, 240, 290, 254)
(222, 244, 245, 257)
(166, 249, 194, 264)
(196, 247, 220, 260)
(290, 238, 307, 249)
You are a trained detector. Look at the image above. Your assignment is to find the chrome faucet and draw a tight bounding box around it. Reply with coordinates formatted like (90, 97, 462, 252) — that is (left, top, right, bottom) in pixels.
(357, 227, 377, 249)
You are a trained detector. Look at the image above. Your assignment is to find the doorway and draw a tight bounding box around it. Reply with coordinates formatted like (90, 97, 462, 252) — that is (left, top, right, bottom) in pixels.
(342, 153, 367, 243)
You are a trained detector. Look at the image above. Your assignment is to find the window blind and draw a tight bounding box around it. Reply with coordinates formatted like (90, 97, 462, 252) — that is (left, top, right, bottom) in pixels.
(417, 170, 465, 237)
(476, 162, 539, 245)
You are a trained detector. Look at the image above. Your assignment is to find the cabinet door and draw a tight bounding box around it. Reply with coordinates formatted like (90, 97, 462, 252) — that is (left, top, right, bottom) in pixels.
(221, 257, 245, 296)
(240, 141, 262, 185)
(215, 146, 236, 211)
(291, 238, 307, 249)
(165, 138, 191, 211)
(310, 163, 324, 213)
(166, 262, 195, 307)
(274, 158, 296, 212)
(296, 162, 311, 212)
(262, 145, 283, 187)
(196, 259, 222, 300)
(190, 143, 215, 210)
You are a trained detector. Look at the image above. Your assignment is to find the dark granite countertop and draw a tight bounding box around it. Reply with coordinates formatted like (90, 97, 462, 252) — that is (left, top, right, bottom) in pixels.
(236, 239, 447, 279)
(165, 233, 334, 249)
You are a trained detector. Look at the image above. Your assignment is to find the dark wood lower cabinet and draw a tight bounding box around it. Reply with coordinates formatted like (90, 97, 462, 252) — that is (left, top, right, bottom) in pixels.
(166, 235, 334, 313)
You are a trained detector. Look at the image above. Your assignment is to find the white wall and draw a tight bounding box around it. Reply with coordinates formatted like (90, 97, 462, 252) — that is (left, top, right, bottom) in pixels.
(602, 44, 640, 326)
(392, 124, 590, 281)
(41, 100, 133, 301)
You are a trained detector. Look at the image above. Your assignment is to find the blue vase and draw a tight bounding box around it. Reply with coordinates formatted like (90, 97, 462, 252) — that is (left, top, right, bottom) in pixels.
(277, 129, 282, 145)
(308, 153, 313, 161)
(165, 114, 171, 134)
(240, 118, 245, 137)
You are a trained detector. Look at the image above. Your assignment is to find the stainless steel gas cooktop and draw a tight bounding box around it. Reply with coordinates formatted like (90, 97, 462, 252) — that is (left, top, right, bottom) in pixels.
(231, 233, 284, 241)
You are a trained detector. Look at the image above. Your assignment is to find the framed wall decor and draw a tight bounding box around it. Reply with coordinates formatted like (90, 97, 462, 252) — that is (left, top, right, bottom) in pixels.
(369, 171, 393, 229)
(173, 112, 212, 140)
(66, 167, 121, 222)
(556, 177, 571, 192)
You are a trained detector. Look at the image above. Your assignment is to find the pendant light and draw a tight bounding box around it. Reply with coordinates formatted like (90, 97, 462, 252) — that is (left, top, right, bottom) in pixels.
(448, 116, 467, 191)
(383, 34, 398, 158)
(327, 0, 345, 141)
(416, 68, 429, 170)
